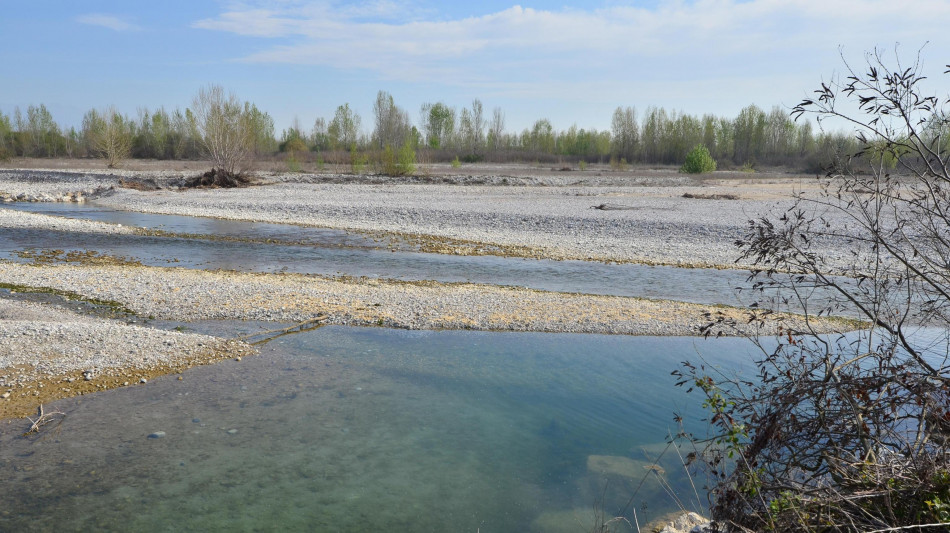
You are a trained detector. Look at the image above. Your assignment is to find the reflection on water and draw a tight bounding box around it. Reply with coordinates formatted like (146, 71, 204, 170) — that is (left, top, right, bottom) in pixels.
(0, 327, 756, 532)
(0, 202, 752, 305)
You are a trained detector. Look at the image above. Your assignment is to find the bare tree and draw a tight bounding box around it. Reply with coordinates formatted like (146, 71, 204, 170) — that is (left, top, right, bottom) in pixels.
(611, 106, 639, 162)
(190, 84, 253, 179)
(372, 90, 411, 150)
(488, 107, 505, 153)
(471, 98, 485, 155)
(679, 48, 950, 531)
(84, 106, 134, 168)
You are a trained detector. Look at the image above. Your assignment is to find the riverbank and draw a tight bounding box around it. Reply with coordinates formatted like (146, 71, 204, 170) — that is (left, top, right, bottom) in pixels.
(0, 298, 254, 419)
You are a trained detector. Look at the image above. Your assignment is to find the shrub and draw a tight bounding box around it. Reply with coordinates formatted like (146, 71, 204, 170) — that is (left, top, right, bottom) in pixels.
(610, 157, 628, 171)
(286, 155, 301, 173)
(679, 48, 950, 532)
(350, 145, 367, 174)
(281, 137, 308, 154)
(380, 140, 415, 176)
(451, 156, 461, 169)
(680, 145, 716, 174)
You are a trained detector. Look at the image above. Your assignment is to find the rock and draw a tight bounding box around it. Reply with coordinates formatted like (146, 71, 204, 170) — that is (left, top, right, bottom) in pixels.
(139, 378, 147, 384)
(587, 455, 663, 479)
(654, 512, 711, 533)
(227, 428, 238, 434)
(148, 431, 166, 439)
(530, 508, 606, 533)
(1, 392, 10, 399)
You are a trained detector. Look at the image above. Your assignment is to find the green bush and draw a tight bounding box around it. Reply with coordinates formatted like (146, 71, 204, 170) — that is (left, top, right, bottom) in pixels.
(280, 137, 308, 154)
(380, 141, 415, 176)
(350, 145, 367, 174)
(680, 145, 717, 174)
(286, 154, 301, 173)
(451, 156, 461, 169)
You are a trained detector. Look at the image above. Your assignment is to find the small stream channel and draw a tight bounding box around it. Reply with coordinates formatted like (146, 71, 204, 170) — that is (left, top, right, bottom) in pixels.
(0, 202, 754, 306)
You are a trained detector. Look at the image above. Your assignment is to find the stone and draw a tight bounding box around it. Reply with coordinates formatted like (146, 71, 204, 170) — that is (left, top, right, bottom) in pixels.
(227, 428, 238, 434)
(655, 512, 711, 533)
(147, 431, 166, 439)
(587, 455, 663, 479)
(530, 508, 603, 533)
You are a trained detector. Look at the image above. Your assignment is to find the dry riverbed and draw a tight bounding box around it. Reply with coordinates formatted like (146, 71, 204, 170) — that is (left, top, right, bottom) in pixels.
(0, 165, 848, 419)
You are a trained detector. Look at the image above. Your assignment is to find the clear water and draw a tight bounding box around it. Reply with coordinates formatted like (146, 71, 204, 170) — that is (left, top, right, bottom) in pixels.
(0, 327, 757, 532)
(0, 202, 752, 305)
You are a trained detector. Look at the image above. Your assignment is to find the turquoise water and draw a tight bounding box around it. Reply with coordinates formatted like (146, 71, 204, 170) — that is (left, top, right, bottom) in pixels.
(0, 327, 757, 532)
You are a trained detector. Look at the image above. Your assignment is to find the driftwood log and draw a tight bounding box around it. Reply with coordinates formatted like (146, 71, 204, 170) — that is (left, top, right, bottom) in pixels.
(590, 203, 637, 210)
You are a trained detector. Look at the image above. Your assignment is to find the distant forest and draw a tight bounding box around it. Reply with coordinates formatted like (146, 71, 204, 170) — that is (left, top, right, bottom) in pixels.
(0, 90, 901, 172)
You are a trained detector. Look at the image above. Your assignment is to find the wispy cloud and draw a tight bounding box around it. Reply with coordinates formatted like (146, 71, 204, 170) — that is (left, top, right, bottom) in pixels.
(77, 13, 142, 32)
(191, 1, 950, 94)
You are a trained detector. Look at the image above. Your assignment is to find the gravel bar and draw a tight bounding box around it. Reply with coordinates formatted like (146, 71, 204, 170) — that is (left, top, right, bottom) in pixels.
(0, 299, 253, 420)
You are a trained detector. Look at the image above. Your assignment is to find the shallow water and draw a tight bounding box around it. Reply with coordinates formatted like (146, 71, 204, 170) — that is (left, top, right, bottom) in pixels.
(0, 327, 756, 532)
(0, 202, 753, 305)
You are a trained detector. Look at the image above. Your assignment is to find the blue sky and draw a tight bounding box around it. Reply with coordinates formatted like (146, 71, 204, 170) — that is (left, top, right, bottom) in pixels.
(3, 1, 950, 136)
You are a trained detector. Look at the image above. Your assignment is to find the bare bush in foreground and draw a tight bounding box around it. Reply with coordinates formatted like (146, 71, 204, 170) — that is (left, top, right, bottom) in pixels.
(678, 48, 950, 532)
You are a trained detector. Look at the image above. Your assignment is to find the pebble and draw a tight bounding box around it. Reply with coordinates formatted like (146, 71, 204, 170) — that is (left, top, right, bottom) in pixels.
(147, 431, 166, 439)
(227, 428, 238, 434)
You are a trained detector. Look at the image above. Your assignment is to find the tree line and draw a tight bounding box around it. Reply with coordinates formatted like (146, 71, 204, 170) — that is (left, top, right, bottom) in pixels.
(0, 88, 884, 172)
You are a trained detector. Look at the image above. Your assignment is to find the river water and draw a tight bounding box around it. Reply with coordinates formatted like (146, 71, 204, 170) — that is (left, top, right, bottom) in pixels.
(0, 202, 753, 306)
(0, 326, 756, 532)
(0, 201, 774, 531)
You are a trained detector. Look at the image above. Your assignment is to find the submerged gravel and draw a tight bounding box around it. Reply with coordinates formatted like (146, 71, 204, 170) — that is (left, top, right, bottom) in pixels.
(0, 298, 252, 419)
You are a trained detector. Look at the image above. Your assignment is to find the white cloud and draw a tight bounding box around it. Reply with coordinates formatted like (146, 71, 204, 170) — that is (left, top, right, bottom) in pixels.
(191, 0, 950, 110)
(77, 13, 142, 32)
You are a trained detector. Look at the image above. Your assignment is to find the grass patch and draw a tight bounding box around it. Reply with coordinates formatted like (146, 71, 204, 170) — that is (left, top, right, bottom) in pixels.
(15, 249, 143, 267)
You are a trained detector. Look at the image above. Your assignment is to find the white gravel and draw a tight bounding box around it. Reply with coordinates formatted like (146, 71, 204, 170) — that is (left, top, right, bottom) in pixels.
(0, 298, 251, 417)
(0, 168, 839, 268)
